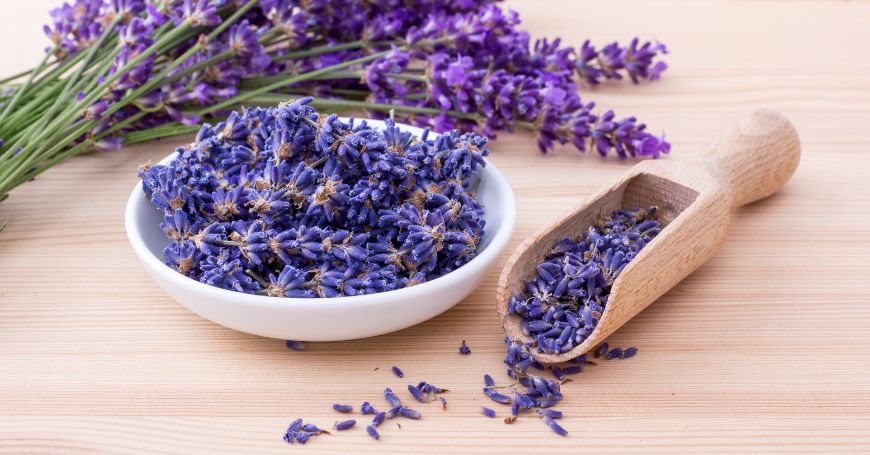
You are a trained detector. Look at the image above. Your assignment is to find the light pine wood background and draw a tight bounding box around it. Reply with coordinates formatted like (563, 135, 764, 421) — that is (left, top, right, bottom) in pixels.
(1, 1, 869, 453)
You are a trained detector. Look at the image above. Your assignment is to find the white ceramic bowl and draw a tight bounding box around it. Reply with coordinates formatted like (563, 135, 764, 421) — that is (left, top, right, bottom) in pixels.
(125, 120, 516, 341)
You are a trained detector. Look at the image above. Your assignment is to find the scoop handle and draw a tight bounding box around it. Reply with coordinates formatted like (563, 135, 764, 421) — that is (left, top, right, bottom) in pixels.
(701, 109, 801, 208)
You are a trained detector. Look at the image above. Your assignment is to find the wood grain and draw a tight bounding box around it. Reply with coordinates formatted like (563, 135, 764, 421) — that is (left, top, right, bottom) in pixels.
(1, 0, 870, 453)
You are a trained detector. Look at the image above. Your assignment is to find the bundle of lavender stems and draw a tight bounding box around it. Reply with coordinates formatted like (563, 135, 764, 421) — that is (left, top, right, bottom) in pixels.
(0, 0, 669, 202)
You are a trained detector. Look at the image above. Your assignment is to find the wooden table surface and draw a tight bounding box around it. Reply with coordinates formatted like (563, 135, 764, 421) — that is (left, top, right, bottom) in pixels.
(1, 1, 869, 453)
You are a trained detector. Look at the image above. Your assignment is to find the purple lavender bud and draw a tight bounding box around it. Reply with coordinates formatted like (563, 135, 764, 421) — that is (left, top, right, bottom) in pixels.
(484, 388, 512, 405)
(551, 366, 565, 381)
(333, 419, 356, 431)
(332, 403, 353, 413)
(459, 340, 471, 354)
(562, 365, 583, 375)
(484, 374, 495, 387)
(285, 340, 306, 351)
(366, 425, 380, 440)
(481, 407, 496, 418)
(439, 396, 447, 409)
(391, 366, 404, 378)
(372, 411, 386, 427)
(407, 384, 426, 403)
(295, 431, 314, 444)
(301, 423, 328, 434)
(361, 402, 378, 415)
(606, 347, 624, 360)
(538, 409, 564, 419)
(595, 342, 609, 358)
(543, 415, 568, 436)
(398, 407, 421, 420)
(621, 347, 639, 359)
(386, 406, 402, 419)
(282, 418, 303, 444)
(384, 388, 402, 407)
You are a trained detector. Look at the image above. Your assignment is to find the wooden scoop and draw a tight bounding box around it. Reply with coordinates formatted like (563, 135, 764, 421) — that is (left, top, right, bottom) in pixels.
(496, 109, 801, 364)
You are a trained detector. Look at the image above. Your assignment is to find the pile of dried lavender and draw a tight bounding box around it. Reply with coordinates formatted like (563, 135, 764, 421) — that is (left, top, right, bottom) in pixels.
(139, 97, 487, 296)
(507, 207, 661, 354)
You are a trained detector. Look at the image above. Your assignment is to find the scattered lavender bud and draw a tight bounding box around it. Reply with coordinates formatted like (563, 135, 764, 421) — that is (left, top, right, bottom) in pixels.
(481, 407, 496, 418)
(392, 366, 404, 378)
(386, 406, 402, 419)
(407, 384, 426, 403)
(484, 388, 512, 405)
(285, 340, 306, 351)
(562, 365, 583, 375)
(551, 366, 565, 381)
(439, 396, 447, 409)
(372, 411, 386, 428)
(537, 409, 564, 419)
(361, 402, 378, 415)
(282, 418, 303, 444)
(333, 419, 356, 431)
(332, 403, 353, 413)
(605, 347, 624, 360)
(621, 347, 639, 359)
(384, 388, 402, 408)
(459, 340, 471, 355)
(543, 415, 568, 436)
(398, 407, 421, 419)
(484, 374, 495, 387)
(366, 425, 380, 440)
(295, 431, 315, 444)
(595, 343, 609, 358)
(301, 423, 329, 434)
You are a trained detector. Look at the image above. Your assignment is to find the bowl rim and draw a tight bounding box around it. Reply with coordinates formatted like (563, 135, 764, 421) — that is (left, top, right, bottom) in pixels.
(124, 119, 517, 310)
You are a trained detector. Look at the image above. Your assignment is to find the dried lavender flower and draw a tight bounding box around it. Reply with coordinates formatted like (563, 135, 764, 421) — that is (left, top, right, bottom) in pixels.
(398, 407, 421, 420)
(384, 388, 402, 408)
(605, 347, 624, 359)
(366, 425, 380, 440)
(391, 366, 404, 378)
(459, 340, 471, 355)
(360, 402, 378, 415)
(621, 347, 639, 359)
(372, 411, 386, 428)
(334, 419, 356, 431)
(332, 403, 353, 413)
(282, 418, 303, 444)
(543, 415, 568, 436)
(439, 397, 447, 409)
(481, 407, 496, 418)
(407, 384, 426, 403)
(285, 340, 306, 351)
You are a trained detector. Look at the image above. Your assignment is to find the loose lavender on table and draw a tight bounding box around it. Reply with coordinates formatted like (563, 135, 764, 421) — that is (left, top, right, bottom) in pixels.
(459, 340, 471, 355)
(139, 97, 487, 296)
(507, 207, 661, 354)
